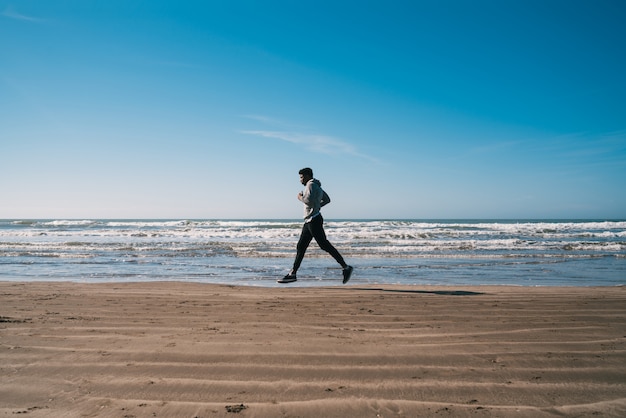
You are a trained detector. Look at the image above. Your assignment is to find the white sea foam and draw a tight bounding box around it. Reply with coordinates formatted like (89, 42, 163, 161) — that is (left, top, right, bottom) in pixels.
(1, 219, 624, 286)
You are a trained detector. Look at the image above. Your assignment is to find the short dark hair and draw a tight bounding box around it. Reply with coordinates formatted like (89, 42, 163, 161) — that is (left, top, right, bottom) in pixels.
(299, 167, 313, 177)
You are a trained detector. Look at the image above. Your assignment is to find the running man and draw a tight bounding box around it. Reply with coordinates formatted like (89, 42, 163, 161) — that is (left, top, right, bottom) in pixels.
(278, 167, 353, 284)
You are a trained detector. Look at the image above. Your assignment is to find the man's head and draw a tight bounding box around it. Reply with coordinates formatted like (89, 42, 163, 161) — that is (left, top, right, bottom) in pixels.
(299, 167, 313, 185)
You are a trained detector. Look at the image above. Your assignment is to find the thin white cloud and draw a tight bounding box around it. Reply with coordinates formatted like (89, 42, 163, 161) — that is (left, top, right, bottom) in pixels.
(240, 115, 380, 163)
(241, 129, 380, 163)
(241, 114, 309, 130)
(2, 7, 43, 22)
(242, 130, 350, 153)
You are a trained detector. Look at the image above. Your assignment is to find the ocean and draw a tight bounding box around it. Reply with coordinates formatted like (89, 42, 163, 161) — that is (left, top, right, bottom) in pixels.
(1, 219, 624, 287)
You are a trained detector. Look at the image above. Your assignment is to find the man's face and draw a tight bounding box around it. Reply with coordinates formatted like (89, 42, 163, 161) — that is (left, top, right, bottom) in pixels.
(299, 173, 311, 185)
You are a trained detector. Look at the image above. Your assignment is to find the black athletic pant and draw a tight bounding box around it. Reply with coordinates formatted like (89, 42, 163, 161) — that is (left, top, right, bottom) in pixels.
(292, 214, 346, 273)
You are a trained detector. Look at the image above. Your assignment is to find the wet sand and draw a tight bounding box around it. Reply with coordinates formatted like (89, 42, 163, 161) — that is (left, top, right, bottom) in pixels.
(1, 281, 625, 417)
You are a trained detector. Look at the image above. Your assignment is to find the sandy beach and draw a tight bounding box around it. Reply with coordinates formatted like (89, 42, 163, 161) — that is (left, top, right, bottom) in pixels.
(1, 282, 625, 417)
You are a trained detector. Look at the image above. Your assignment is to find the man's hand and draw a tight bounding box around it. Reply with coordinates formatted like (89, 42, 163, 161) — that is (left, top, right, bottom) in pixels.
(297, 192, 303, 201)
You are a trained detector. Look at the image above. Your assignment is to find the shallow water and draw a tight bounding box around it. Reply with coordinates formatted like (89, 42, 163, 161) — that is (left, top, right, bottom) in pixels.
(1, 219, 624, 287)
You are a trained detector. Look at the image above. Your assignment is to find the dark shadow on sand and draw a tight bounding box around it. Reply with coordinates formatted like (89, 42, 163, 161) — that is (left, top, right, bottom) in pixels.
(353, 288, 485, 296)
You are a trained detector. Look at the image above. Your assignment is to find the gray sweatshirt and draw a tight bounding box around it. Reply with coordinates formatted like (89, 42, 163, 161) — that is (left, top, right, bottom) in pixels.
(300, 178, 330, 222)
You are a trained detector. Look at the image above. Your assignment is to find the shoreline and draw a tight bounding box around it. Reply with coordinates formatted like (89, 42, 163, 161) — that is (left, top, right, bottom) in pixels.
(1, 278, 625, 288)
(2, 281, 625, 417)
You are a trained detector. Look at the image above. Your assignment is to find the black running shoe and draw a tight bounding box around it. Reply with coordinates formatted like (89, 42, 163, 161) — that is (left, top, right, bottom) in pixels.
(342, 265, 353, 284)
(277, 274, 297, 284)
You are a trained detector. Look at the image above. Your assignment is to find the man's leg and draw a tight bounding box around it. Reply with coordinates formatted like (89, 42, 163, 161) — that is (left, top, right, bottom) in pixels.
(309, 215, 347, 268)
(291, 223, 313, 274)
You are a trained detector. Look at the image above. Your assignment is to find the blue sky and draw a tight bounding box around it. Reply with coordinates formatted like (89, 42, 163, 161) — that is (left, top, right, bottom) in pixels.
(1, 0, 625, 219)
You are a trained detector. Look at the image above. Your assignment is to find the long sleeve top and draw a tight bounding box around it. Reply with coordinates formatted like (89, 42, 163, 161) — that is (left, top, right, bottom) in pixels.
(299, 178, 330, 222)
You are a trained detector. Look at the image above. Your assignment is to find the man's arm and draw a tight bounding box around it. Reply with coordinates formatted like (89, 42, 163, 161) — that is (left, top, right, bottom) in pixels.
(320, 190, 331, 207)
(299, 182, 314, 205)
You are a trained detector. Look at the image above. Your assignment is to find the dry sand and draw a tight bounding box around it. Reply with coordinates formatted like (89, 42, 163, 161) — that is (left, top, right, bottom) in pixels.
(1, 281, 625, 417)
